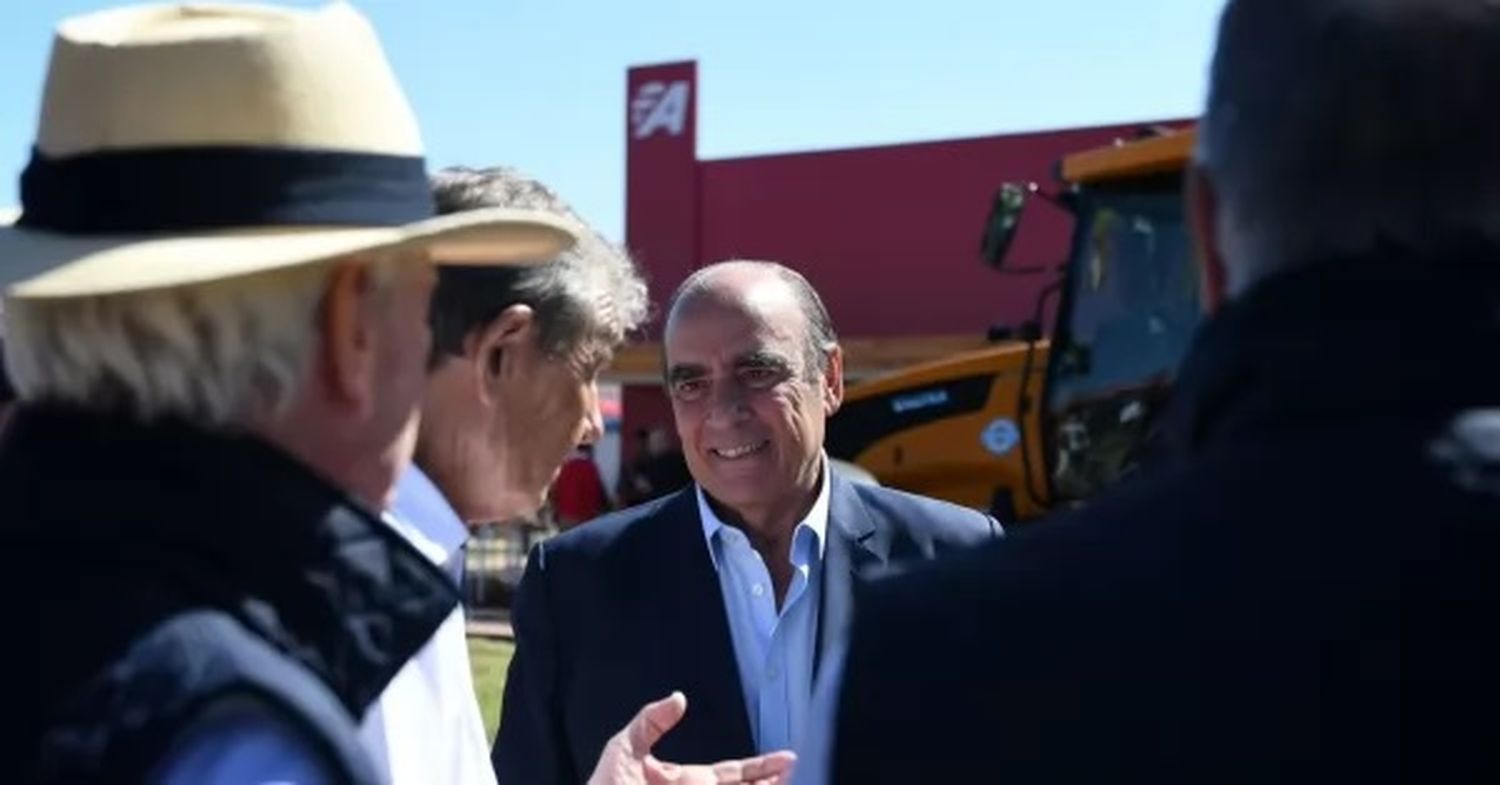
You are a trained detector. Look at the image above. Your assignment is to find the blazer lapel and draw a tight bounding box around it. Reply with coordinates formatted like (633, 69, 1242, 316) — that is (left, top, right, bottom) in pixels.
(646, 487, 756, 759)
(815, 473, 891, 679)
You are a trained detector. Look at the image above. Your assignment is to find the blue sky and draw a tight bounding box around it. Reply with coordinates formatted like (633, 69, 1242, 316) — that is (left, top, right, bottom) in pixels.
(0, 0, 1225, 241)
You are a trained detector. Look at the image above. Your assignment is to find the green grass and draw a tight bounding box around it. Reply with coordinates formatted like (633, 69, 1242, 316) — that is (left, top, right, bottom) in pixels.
(469, 636, 515, 743)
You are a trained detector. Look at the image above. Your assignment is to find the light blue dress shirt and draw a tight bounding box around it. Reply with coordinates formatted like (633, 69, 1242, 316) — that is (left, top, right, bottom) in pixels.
(696, 459, 830, 755)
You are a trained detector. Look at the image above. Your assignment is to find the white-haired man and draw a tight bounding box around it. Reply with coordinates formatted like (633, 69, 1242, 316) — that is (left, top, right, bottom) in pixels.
(0, 6, 791, 785)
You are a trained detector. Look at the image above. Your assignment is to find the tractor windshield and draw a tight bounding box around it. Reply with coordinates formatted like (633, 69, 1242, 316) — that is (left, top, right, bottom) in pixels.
(1044, 178, 1201, 502)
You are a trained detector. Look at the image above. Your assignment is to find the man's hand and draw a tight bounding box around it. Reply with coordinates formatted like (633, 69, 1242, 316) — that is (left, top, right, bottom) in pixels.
(589, 692, 796, 785)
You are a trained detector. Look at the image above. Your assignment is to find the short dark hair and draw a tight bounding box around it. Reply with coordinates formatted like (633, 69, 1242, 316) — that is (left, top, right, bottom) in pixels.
(667, 260, 839, 380)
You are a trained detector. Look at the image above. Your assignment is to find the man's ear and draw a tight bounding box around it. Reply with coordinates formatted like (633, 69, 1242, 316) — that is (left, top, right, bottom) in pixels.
(318, 258, 383, 417)
(464, 304, 536, 402)
(821, 345, 845, 416)
(1187, 165, 1229, 315)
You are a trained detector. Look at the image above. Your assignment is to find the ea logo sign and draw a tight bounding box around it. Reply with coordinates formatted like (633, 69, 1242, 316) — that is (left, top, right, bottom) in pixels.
(631, 80, 690, 139)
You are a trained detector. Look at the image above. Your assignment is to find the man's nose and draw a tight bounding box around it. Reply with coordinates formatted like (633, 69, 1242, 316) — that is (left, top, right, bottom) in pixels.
(705, 379, 750, 426)
(579, 384, 604, 445)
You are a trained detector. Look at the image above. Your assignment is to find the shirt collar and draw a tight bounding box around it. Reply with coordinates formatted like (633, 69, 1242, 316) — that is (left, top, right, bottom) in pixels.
(387, 464, 469, 568)
(697, 454, 831, 572)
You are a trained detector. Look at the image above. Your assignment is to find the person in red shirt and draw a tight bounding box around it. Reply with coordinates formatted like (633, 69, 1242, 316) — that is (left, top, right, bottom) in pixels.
(552, 444, 610, 530)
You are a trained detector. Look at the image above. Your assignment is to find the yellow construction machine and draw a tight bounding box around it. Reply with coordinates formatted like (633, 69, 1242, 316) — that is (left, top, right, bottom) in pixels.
(827, 126, 1201, 521)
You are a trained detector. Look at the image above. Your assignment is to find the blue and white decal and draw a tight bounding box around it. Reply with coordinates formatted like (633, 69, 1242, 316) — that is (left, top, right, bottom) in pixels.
(980, 418, 1021, 457)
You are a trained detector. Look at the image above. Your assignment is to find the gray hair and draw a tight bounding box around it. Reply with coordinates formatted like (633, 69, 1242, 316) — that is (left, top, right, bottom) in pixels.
(668, 260, 839, 379)
(1197, 0, 1500, 295)
(428, 167, 649, 365)
(0, 259, 396, 424)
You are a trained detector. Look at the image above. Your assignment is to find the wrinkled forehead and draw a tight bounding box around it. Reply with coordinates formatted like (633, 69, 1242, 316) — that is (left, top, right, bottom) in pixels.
(665, 285, 805, 366)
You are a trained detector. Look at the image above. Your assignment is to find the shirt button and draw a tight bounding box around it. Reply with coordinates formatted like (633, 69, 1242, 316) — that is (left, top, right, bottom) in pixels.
(751, 583, 765, 597)
(768, 665, 781, 681)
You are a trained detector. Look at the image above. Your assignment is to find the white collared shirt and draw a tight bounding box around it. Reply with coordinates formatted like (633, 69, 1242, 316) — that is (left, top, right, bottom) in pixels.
(361, 465, 496, 785)
(697, 456, 830, 754)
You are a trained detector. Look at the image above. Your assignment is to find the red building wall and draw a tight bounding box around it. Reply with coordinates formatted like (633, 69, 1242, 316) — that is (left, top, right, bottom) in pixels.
(621, 60, 1186, 464)
(697, 126, 1168, 337)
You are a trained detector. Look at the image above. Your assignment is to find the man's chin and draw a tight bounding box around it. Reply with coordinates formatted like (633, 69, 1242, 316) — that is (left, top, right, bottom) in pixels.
(513, 492, 548, 524)
(458, 488, 545, 526)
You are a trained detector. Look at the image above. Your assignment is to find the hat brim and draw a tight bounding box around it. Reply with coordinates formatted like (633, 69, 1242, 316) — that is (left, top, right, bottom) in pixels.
(0, 207, 578, 300)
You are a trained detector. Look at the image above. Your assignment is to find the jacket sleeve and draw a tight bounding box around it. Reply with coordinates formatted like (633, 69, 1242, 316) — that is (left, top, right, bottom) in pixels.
(493, 542, 577, 784)
(153, 695, 339, 785)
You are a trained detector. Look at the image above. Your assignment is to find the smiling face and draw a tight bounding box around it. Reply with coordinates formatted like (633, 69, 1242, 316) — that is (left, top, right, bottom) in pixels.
(663, 270, 842, 531)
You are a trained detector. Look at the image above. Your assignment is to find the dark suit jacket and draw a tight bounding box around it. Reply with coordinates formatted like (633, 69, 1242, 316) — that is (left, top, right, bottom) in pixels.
(493, 471, 998, 784)
(830, 256, 1500, 784)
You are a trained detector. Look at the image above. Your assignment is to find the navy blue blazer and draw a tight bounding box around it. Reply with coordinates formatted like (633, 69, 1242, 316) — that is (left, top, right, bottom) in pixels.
(492, 471, 999, 784)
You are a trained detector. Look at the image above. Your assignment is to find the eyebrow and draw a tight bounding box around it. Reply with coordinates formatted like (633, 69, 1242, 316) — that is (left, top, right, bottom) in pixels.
(666, 351, 796, 384)
(736, 351, 795, 373)
(666, 363, 707, 384)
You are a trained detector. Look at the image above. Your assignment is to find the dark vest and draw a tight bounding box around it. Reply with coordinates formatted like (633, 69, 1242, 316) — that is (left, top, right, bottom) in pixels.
(0, 406, 458, 783)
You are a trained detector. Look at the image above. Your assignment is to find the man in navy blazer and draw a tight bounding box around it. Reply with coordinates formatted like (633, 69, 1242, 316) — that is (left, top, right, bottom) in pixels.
(493, 260, 999, 783)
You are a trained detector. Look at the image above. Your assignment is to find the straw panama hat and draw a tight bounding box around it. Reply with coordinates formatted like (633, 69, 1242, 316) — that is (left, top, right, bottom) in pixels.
(0, 2, 578, 301)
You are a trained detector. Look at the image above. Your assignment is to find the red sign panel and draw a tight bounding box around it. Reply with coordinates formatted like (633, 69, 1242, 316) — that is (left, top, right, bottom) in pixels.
(625, 61, 699, 336)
